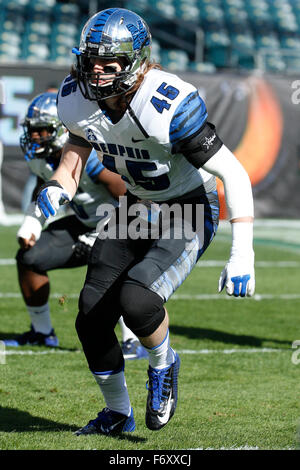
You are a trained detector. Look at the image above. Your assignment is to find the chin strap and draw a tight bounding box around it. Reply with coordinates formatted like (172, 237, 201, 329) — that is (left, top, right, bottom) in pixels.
(126, 102, 149, 139)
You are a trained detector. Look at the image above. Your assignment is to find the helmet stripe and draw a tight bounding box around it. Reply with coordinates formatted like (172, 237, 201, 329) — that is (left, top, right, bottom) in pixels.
(126, 20, 150, 50)
(88, 8, 118, 43)
(27, 95, 42, 118)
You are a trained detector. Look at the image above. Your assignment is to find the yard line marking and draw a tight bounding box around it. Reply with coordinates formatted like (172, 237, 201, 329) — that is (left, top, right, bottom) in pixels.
(187, 446, 294, 450)
(171, 294, 300, 300)
(1, 292, 300, 301)
(0, 259, 16, 265)
(2, 347, 287, 356)
(0, 292, 79, 299)
(1, 258, 300, 268)
(3, 350, 81, 355)
(196, 260, 300, 268)
(179, 348, 285, 354)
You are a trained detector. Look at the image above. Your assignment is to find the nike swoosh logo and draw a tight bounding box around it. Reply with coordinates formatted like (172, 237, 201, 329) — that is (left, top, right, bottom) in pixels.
(157, 396, 173, 425)
(100, 418, 124, 433)
(131, 137, 145, 143)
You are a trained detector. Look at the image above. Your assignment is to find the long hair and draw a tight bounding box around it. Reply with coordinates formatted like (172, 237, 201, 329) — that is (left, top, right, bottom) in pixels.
(120, 60, 162, 111)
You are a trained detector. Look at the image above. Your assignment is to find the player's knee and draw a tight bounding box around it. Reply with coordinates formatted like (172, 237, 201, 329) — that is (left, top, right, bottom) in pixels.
(16, 247, 41, 271)
(119, 283, 165, 337)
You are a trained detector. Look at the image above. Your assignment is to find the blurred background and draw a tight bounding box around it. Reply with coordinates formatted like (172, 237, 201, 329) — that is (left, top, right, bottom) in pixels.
(0, 0, 300, 224)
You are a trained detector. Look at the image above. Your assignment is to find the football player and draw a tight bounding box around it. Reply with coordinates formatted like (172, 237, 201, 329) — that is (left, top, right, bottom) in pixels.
(4, 92, 147, 360)
(35, 9, 255, 435)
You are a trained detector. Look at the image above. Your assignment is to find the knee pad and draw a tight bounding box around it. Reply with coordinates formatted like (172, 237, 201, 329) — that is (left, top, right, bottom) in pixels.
(119, 283, 165, 337)
(16, 247, 44, 273)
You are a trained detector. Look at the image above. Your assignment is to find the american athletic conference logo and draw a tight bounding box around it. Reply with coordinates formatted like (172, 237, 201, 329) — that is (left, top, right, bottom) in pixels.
(86, 128, 98, 142)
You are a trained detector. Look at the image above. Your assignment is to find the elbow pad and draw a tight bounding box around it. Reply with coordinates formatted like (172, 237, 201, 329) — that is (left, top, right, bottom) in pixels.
(173, 122, 223, 168)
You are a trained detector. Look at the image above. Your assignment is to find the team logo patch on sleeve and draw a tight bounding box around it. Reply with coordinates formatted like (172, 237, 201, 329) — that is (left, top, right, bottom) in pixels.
(201, 133, 217, 152)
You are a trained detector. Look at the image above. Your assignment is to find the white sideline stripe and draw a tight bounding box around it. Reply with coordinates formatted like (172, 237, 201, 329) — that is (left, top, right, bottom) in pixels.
(187, 446, 294, 450)
(2, 347, 285, 356)
(197, 260, 300, 268)
(2, 350, 80, 356)
(171, 294, 300, 300)
(0, 259, 16, 265)
(1, 292, 300, 301)
(179, 348, 285, 354)
(1, 258, 300, 268)
(0, 293, 79, 299)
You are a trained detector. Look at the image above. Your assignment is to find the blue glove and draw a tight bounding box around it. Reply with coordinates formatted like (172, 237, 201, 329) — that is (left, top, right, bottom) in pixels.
(35, 180, 71, 219)
(24, 142, 40, 161)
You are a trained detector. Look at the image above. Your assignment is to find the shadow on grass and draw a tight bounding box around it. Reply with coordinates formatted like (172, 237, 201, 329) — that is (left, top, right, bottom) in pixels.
(169, 325, 291, 348)
(0, 406, 78, 433)
(0, 406, 147, 442)
(0, 331, 80, 352)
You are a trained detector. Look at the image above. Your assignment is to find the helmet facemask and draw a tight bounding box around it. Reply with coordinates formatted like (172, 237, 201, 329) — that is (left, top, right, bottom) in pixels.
(20, 121, 64, 161)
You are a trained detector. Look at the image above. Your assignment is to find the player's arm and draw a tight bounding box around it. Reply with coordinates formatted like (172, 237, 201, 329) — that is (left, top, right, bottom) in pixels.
(201, 144, 255, 298)
(17, 176, 46, 250)
(53, 142, 91, 196)
(97, 167, 126, 199)
(171, 94, 255, 297)
(35, 138, 91, 218)
(183, 136, 255, 298)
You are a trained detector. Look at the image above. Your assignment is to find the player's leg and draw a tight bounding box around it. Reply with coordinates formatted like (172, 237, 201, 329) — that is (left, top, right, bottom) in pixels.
(74, 232, 144, 435)
(4, 216, 90, 347)
(119, 281, 179, 431)
(75, 275, 135, 436)
(119, 190, 219, 430)
(75, 191, 219, 433)
(118, 316, 148, 360)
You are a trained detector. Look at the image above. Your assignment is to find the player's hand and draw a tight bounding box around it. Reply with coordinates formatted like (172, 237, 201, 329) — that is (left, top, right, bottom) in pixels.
(18, 234, 36, 250)
(17, 210, 42, 249)
(35, 181, 71, 218)
(218, 254, 255, 297)
(73, 231, 98, 260)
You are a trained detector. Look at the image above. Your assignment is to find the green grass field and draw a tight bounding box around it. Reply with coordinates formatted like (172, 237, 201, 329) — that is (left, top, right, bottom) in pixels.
(0, 221, 300, 451)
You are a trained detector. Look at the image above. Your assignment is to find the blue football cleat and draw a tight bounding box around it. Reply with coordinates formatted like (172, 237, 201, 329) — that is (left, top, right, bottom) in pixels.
(4, 326, 59, 348)
(146, 352, 180, 431)
(75, 407, 135, 436)
(121, 339, 148, 360)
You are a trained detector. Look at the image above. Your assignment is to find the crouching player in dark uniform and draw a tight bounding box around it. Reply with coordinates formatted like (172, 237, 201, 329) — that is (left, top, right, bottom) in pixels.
(4, 92, 147, 359)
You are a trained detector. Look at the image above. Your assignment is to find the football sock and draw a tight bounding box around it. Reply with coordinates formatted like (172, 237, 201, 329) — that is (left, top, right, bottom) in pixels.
(26, 302, 53, 335)
(118, 316, 139, 343)
(93, 369, 132, 417)
(145, 329, 176, 370)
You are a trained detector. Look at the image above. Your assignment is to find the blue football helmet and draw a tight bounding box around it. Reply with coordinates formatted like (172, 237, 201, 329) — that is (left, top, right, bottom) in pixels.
(20, 92, 67, 160)
(72, 8, 152, 101)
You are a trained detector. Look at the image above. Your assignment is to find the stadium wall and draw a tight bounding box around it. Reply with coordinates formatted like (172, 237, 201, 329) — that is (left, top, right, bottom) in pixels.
(0, 64, 300, 223)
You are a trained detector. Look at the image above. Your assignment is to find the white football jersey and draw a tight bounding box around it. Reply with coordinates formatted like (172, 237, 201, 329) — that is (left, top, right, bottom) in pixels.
(57, 68, 216, 201)
(27, 149, 118, 228)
